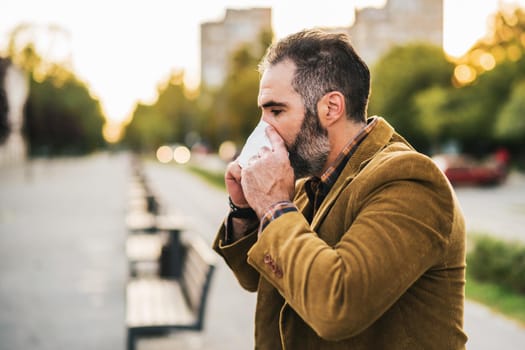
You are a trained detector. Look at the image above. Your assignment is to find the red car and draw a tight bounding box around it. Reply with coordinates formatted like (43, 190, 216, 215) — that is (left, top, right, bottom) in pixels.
(432, 154, 507, 186)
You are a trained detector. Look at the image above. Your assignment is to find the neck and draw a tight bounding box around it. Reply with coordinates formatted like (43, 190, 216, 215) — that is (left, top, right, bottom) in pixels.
(321, 119, 366, 174)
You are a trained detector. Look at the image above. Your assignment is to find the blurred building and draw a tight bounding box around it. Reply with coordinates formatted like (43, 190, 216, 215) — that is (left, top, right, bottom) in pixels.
(200, 7, 271, 88)
(330, 0, 443, 65)
(0, 58, 28, 166)
(200, 1, 441, 87)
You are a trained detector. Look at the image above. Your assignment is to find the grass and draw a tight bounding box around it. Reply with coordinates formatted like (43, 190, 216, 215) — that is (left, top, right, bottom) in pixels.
(185, 165, 525, 326)
(186, 164, 226, 190)
(466, 272, 525, 326)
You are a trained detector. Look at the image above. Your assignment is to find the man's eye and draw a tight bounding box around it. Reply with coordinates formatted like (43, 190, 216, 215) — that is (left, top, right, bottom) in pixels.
(271, 109, 282, 116)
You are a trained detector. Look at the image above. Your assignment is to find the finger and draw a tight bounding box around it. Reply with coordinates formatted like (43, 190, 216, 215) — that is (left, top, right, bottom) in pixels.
(265, 125, 287, 153)
(225, 161, 242, 182)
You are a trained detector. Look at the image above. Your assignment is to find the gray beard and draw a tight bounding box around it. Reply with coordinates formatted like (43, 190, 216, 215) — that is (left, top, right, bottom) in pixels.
(288, 111, 330, 179)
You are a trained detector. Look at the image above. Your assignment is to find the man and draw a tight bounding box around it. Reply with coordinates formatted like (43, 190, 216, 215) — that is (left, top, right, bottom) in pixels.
(213, 29, 467, 349)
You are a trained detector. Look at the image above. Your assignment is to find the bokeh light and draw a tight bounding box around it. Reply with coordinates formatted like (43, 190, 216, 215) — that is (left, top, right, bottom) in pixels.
(454, 64, 477, 85)
(173, 145, 191, 164)
(218, 141, 237, 162)
(102, 122, 122, 143)
(507, 45, 522, 61)
(491, 46, 507, 62)
(156, 145, 173, 163)
(479, 52, 496, 71)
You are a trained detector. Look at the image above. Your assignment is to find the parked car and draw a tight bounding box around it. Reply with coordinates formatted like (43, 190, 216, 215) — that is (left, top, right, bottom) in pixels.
(431, 153, 507, 186)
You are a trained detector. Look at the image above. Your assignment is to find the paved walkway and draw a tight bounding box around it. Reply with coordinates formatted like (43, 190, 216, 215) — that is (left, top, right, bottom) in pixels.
(0, 153, 128, 350)
(1, 153, 524, 350)
(454, 171, 525, 243)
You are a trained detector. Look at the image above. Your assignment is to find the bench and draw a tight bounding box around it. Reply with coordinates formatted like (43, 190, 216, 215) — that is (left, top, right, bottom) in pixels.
(126, 233, 167, 276)
(126, 232, 216, 350)
(127, 181, 160, 216)
(126, 213, 187, 277)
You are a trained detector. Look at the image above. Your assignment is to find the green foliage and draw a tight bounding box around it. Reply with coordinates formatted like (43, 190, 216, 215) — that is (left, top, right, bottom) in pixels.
(413, 86, 451, 148)
(122, 29, 273, 152)
(446, 6, 525, 156)
(120, 7, 525, 157)
(6, 24, 106, 156)
(369, 43, 454, 151)
(369, 6, 525, 157)
(122, 103, 172, 151)
(495, 79, 525, 145)
(208, 30, 272, 149)
(122, 72, 201, 151)
(467, 235, 525, 294)
(186, 165, 225, 190)
(455, 59, 524, 154)
(215, 44, 261, 145)
(466, 269, 525, 325)
(24, 69, 106, 155)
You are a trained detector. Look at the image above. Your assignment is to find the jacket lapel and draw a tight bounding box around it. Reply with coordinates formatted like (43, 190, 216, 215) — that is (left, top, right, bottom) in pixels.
(310, 117, 395, 231)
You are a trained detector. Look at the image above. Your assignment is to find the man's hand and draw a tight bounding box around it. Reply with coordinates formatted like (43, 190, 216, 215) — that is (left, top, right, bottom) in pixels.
(225, 161, 249, 208)
(241, 125, 295, 218)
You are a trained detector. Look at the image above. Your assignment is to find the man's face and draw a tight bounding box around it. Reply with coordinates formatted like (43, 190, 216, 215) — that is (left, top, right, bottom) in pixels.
(258, 60, 329, 178)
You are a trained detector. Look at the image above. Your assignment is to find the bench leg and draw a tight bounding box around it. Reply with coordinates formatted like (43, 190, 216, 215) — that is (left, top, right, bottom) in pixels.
(127, 328, 136, 350)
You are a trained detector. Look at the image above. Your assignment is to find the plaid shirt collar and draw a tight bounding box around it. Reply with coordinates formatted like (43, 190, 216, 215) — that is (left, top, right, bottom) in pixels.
(306, 117, 378, 211)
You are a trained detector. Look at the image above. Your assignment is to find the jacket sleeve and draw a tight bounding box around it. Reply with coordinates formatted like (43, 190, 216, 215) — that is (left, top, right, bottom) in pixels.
(246, 153, 456, 340)
(212, 222, 260, 292)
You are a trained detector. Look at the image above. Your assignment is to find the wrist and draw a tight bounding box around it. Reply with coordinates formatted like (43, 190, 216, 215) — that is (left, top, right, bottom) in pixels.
(259, 200, 297, 233)
(226, 198, 259, 243)
(229, 196, 256, 217)
(255, 199, 293, 219)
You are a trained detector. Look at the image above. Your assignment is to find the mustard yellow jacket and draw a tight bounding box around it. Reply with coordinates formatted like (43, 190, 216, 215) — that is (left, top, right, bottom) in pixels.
(213, 117, 467, 349)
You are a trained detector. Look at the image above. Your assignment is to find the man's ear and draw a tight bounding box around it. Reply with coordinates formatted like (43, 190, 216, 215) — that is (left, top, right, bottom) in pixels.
(317, 91, 345, 127)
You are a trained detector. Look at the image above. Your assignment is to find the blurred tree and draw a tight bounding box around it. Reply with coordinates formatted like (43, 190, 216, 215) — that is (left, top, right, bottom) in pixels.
(6, 23, 106, 155)
(7, 23, 73, 83)
(122, 71, 201, 151)
(24, 67, 106, 155)
(439, 6, 525, 156)
(122, 103, 169, 151)
(413, 86, 451, 153)
(196, 89, 221, 149)
(372, 6, 525, 157)
(495, 79, 525, 147)
(121, 29, 272, 152)
(369, 43, 454, 151)
(216, 44, 261, 145)
(453, 6, 525, 86)
(209, 29, 272, 149)
(156, 72, 199, 145)
(445, 59, 523, 155)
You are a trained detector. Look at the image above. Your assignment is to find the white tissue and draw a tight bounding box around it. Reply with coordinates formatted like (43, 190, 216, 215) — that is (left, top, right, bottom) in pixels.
(237, 120, 272, 168)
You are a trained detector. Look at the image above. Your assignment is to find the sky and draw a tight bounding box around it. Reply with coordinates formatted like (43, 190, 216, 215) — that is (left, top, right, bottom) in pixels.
(1, 0, 524, 127)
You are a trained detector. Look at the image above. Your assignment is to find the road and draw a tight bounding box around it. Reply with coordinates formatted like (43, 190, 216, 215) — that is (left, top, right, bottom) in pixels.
(0, 153, 128, 350)
(0, 153, 523, 350)
(454, 171, 525, 243)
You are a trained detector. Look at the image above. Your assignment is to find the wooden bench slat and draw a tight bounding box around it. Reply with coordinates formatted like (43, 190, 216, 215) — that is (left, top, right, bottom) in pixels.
(126, 279, 195, 327)
(125, 212, 156, 231)
(126, 233, 166, 261)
